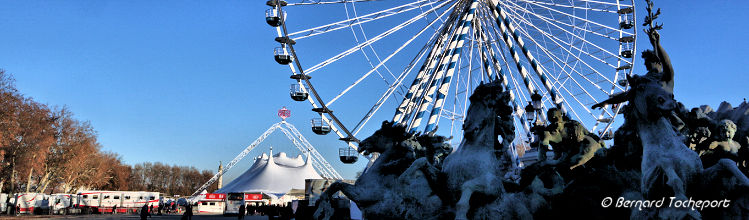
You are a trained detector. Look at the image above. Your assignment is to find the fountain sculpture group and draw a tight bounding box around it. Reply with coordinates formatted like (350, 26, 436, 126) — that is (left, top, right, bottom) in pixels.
(314, 1, 749, 219)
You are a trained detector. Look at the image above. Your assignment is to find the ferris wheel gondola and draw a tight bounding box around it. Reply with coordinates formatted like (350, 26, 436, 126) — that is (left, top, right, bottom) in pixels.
(265, 0, 636, 164)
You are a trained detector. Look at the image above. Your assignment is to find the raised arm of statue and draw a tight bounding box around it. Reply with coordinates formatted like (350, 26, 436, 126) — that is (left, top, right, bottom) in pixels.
(648, 29, 674, 90)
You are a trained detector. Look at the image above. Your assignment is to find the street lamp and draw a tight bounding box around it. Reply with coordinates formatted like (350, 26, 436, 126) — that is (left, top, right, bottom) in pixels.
(524, 101, 535, 123)
(531, 90, 543, 110)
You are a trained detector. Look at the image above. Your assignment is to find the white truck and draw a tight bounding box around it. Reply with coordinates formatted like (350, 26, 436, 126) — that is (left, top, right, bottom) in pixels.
(77, 191, 160, 214)
(50, 194, 78, 214)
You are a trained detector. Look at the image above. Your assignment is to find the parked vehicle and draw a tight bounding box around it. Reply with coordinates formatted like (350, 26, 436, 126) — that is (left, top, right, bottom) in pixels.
(13, 193, 49, 214)
(50, 194, 77, 214)
(77, 191, 159, 214)
(196, 193, 225, 214)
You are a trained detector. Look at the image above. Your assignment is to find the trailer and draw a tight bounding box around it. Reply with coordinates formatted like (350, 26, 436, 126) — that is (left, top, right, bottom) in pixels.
(13, 193, 49, 214)
(77, 191, 159, 214)
(196, 193, 225, 214)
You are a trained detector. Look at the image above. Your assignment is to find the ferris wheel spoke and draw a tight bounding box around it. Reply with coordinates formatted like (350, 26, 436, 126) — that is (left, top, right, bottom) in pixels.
(518, 0, 632, 37)
(505, 9, 616, 101)
(486, 0, 566, 109)
(352, 21, 448, 136)
(574, 0, 632, 7)
(304, 0, 453, 75)
(500, 3, 623, 93)
(516, 0, 625, 13)
(325, 3, 455, 108)
(289, 0, 442, 40)
(508, 18, 624, 95)
(555, 78, 611, 122)
(507, 0, 634, 50)
(501, 1, 630, 68)
(510, 34, 616, 123)
(545, 70, 597, 119)
(512, 32, 616, 123)
(286, 0, 382, 6)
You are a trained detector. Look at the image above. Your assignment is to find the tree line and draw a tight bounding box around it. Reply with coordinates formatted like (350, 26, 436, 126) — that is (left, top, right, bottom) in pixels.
(0, 70, 216, 196)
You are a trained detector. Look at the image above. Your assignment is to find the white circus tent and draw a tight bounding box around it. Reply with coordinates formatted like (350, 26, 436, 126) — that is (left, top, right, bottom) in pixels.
(216, 147, 322, 195)
(190, 120, 341, 199)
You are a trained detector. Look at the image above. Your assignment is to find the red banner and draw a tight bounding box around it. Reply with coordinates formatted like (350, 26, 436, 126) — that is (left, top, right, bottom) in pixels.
(204, 193, 225, 200)
(245, 194, 262, 201)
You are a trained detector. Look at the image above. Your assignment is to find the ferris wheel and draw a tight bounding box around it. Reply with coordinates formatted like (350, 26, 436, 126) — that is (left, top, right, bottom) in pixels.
(265, 0, 636, 163)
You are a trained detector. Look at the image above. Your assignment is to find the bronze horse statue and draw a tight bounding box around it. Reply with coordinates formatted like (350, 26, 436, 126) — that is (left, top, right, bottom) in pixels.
(440, 80, 515, 220)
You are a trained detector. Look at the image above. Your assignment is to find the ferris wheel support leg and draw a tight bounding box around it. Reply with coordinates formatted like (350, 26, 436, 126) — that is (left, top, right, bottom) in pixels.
(399, 3, 472, 127)
(393, 36, 448, 124)
(473, 19, 529, 170)
(393, 4, 465, 125)
(407, 1, 473, 133)
(474, 19, 515, 105)
(482, 2, 546, 135)
(424, 0, 480, 132)
(486, 0, 563, 109)
(484, 3, 535, 103)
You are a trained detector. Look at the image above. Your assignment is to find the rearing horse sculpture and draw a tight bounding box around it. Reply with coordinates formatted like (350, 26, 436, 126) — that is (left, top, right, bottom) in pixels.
(441, 80, 515, 220)
(313, 121, 445, 219)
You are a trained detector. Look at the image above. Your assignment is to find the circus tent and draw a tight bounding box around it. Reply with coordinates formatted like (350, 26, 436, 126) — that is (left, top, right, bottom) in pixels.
(216, 148, 322, 195)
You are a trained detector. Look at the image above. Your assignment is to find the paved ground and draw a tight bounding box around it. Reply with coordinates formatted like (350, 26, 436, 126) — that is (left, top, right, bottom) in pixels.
(0, 214, 271, 219)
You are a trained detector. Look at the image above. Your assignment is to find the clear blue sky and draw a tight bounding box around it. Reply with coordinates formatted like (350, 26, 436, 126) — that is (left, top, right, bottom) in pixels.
(1, 1, 747, 183)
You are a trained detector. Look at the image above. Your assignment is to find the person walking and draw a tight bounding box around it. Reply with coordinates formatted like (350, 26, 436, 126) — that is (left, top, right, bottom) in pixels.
(180, 203, 193, 220)
(238, 203, 246, 220)
(187, 203, 193, 220)
(113, 204, 117, 214)
(140, 204, 151, 220)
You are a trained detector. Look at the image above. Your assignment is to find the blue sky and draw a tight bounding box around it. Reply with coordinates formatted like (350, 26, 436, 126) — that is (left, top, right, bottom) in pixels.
(1, 0, 747, 183)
